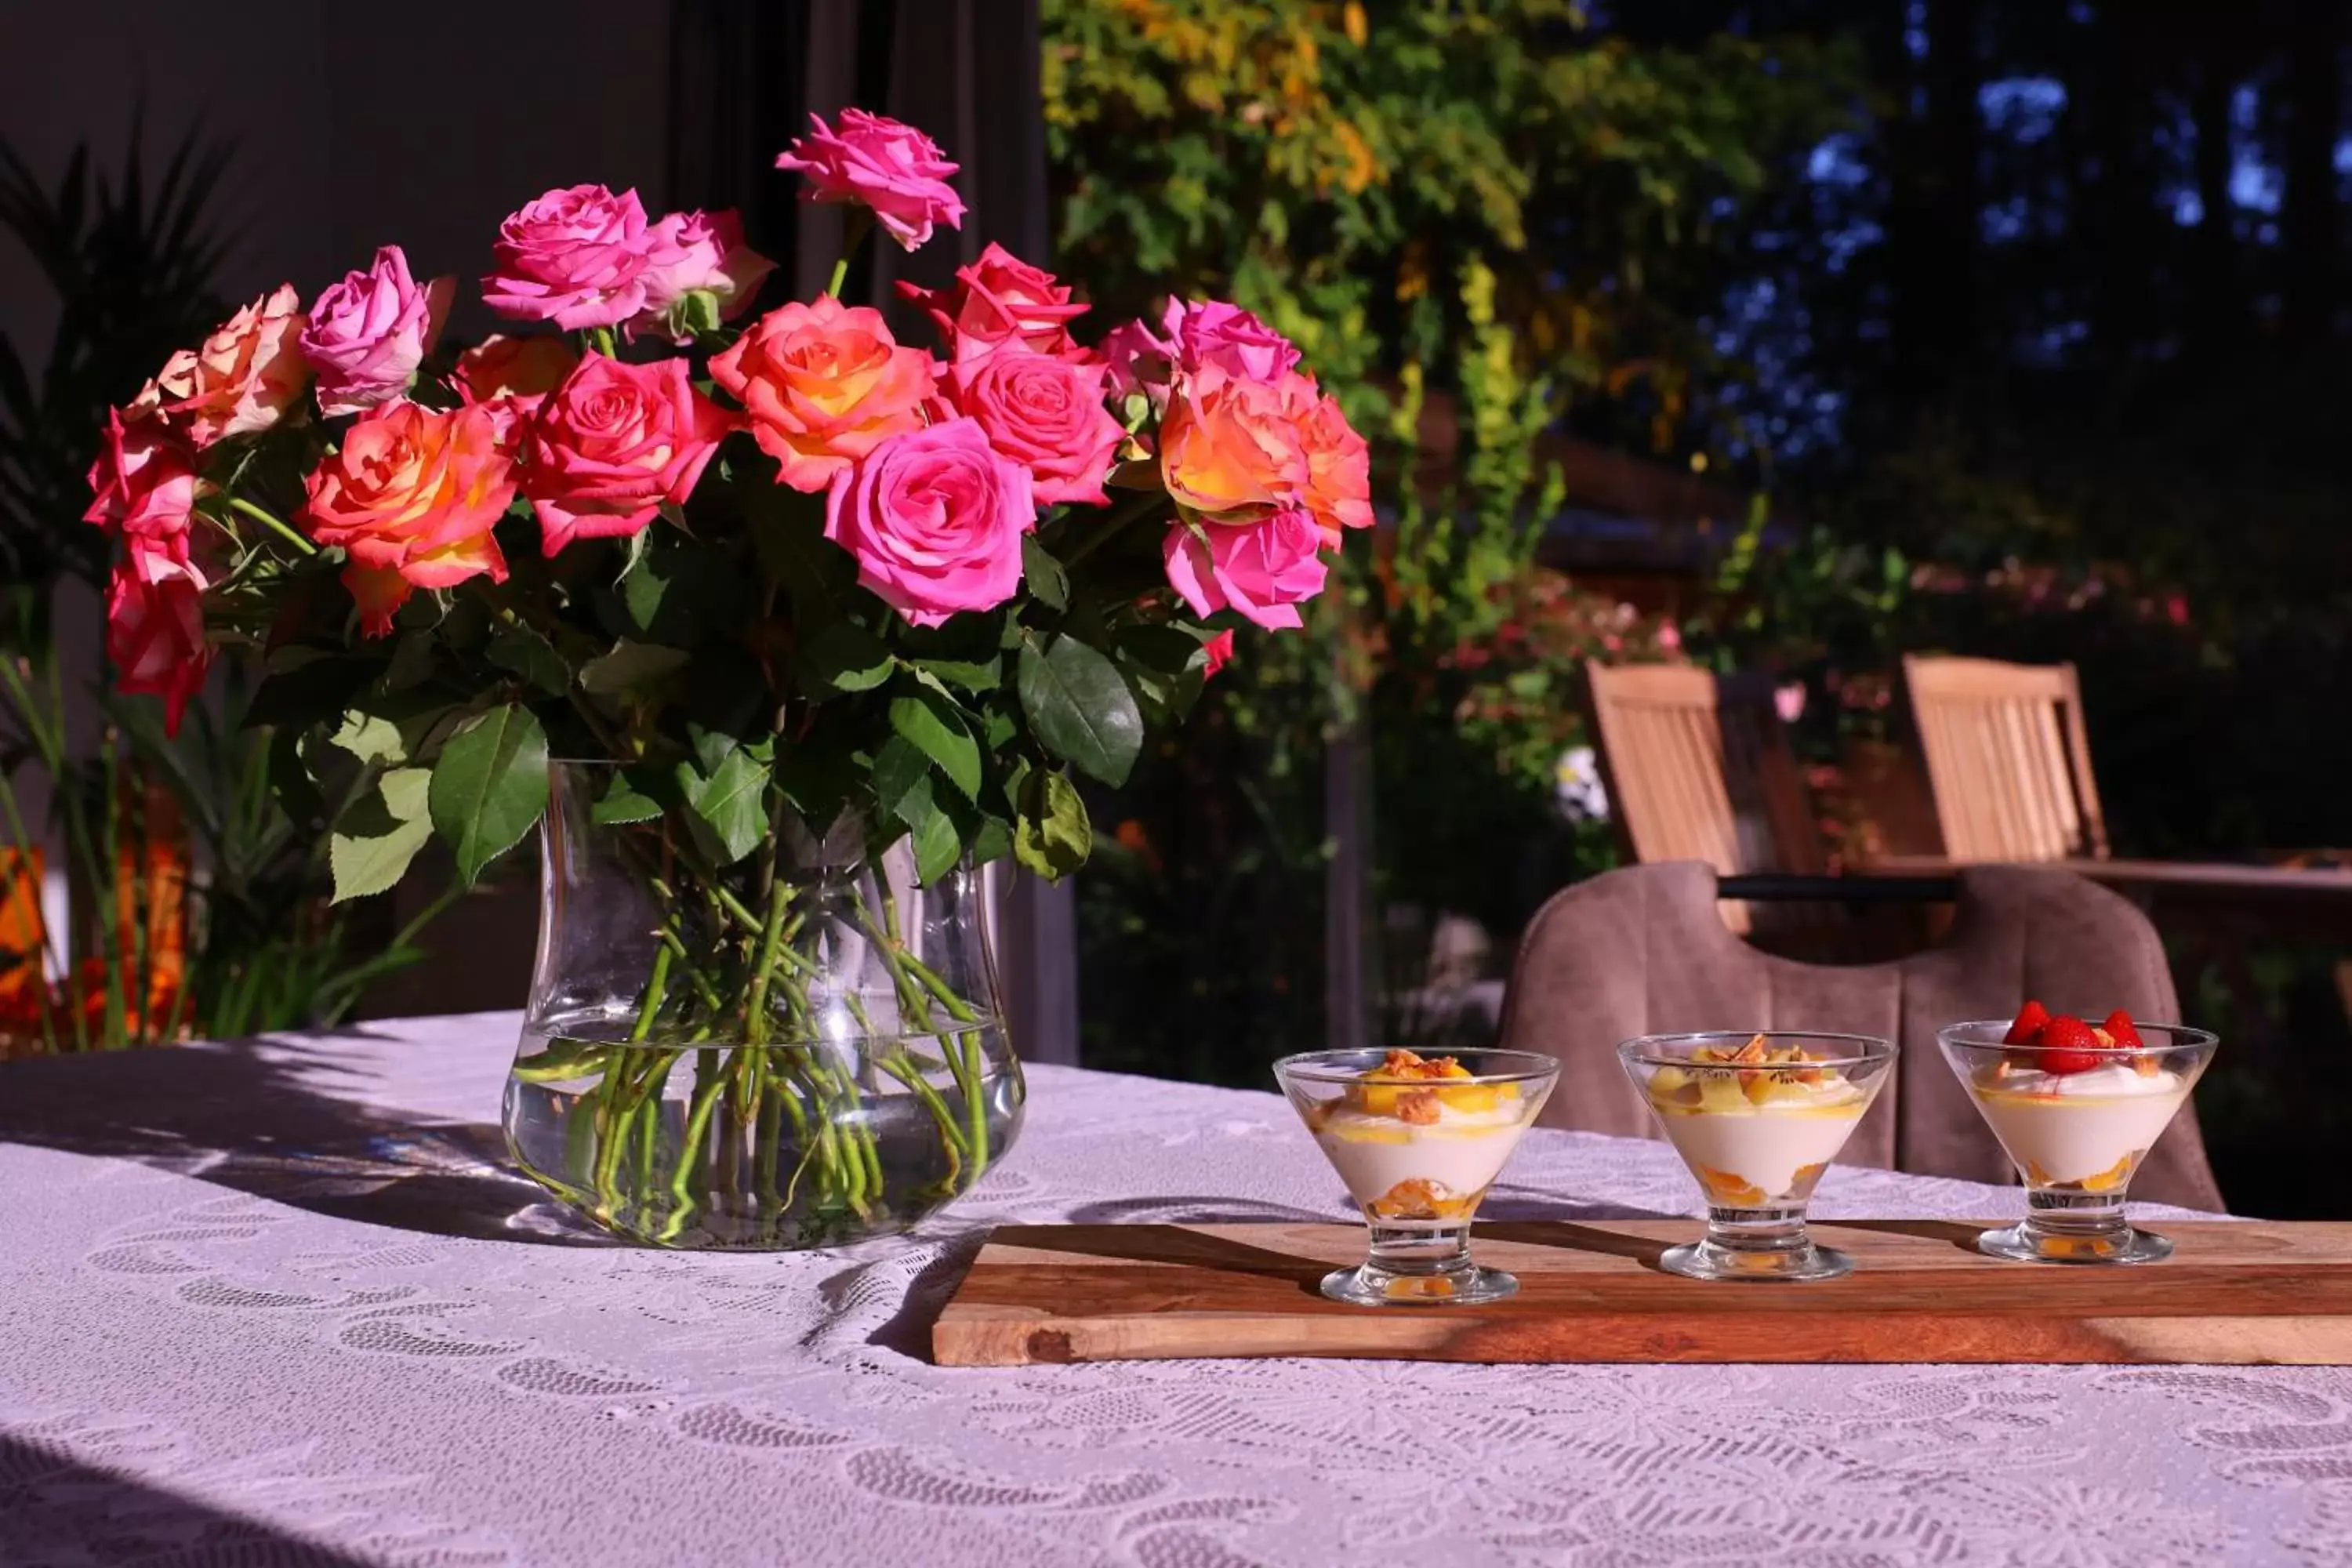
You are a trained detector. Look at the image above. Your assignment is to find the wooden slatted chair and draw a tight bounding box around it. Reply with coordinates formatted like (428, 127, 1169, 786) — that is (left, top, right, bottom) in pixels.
(1901, 655, 2110, 864)
(1582, 662, 1823, 935)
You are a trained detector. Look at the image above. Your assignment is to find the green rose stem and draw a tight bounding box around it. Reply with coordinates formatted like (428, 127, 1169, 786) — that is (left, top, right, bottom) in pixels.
(226, 495, 318, 557)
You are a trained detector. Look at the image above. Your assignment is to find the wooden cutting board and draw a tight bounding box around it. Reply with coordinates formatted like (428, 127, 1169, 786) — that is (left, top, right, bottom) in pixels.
(930, 1220, 2352, 1367)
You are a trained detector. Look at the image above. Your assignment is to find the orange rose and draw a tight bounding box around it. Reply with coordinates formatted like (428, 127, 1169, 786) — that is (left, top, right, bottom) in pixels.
(138, 284, 310, 447)
(1283, 372, 1374, 544)
(708, 296, 934, 492)
(1158, 375, 1308, 524)
(300, 402, 517, 635)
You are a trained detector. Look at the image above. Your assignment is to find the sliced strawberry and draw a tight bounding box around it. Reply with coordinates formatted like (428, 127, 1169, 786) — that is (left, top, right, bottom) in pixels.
(2102, 1010, 2145, 1047)
(2002, 1000, 2052, 1045)
(2036, 1014, 2103, 1074)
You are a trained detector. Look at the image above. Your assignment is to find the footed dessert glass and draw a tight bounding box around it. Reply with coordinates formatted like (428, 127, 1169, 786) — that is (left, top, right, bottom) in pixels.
(1618, 1031, 1895, 1282)
(1938, 1020, 2216, 1264)
(1274, 1047, 1557, 1306)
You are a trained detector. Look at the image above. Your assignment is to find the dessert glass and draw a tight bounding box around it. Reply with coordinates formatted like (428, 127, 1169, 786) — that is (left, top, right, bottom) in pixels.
(1274, 1047, 1558, 1306)
(1617, 1031, 1896, 1282)
(1937, 1020, 2217, 1264)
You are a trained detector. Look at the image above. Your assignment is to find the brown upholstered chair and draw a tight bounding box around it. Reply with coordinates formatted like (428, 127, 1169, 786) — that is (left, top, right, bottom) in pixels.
(1496, 859, 2224, 1210)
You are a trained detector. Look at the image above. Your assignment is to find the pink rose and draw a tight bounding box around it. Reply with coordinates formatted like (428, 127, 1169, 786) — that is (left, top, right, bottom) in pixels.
(823, 418, 1033, 626)
(455, 334, 582, 444)
(709, 296, 935, 492)
(107, 532, 211, 735)
(942, 350, 1123, 505)
(1100, 317, 1175, 406)
(481, 184, 656, 331)
(521, 354, 734, 556)
(139, 285, 309, 447)
(898, 243, 1088, 365)
(1161, 508, 1328, 631)
(776, 108, 966, 251)
(84, 408, 197, 540)
(629, 209, 776, 343)
(300, 245, 456, 416)
(1202, 629, 1236, 677)
(1161, 299, 1301, 387)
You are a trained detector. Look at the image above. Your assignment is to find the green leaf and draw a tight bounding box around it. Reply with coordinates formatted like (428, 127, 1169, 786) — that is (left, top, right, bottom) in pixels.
(749, 489, 855, 612)
(428, 705, 550, 885)
(578, 640, 690, 695)
(1022, 533, 1069, 612)
(677, 747, 771, 864)
(1014, 768, 1091, 880)
(1116, 622, 1208, 677)
(488, 623, 569, 695)
(328, 709, 406, 768)
(909, 805, 960, 884)
(799, 619, 893, 696)
(245, 656, 370, 730)
(889, 679, 982, 800)
(617, 535, 750, 645)
(1018, 635, 1144, 787)
(970, 815, 1013, 866)
(332, 766, 434, 902)
(383, 632, 438, 693)
(871, 735, 933, 828)
(591, 768, 666, 826)
(909, 650, 1001, 691)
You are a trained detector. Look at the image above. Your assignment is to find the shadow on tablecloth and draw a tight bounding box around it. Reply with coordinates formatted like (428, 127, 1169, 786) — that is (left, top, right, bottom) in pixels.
(0, 1032, 616, 1249)
(0, 1428, 379, 1566)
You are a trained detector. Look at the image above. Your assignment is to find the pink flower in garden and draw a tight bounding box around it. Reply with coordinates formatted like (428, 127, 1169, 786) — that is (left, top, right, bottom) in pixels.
(1161, 508, 1328, 631)
(1099, 316, 1174, 406)
(137, 285, 310, 447)
(481, 185, 657, 331)
(824, 418, 1033, 626)
(898, 243, 1088, 365)
(522, 354, 734, 556)
(300, 245, 456, 416)
(1774, 681, 1807, 724)
(106, 532, 211, 735)
(1655, 620, 1682, 652)
(709, 296, 936, 492)
(1202, 629, 1236, 677)
(84, 408, 197, 540)
(1160, 299, 1301, 387)
(775, 109, 966, 250)
(455, 334, 582, 443)
(300, 401, 516, 635)
(629, 209, 775, 342)
(942, 350, 1123, 505)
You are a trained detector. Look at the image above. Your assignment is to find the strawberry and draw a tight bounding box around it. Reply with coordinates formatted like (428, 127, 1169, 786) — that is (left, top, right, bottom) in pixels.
(2102, 1010, 2144, 1047)
(2036, 1014, 2103, 1075)
(2002, 1000, 2052, 1045)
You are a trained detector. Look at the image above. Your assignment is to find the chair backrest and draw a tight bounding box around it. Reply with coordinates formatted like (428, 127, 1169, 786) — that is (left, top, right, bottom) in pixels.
(1495, 859, 2223, 1209)
(1903, 655, 2109, 863)
(1584, 662, 1824, 878)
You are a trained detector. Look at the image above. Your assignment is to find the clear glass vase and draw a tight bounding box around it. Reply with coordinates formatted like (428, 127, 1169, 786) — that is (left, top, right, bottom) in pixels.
(503, 763, 1025, 1249)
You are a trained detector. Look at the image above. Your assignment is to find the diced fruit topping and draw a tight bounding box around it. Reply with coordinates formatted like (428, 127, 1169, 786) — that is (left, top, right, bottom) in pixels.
(1694, 1165, 1769, 1206)
(1367, 1177, 1477, 1220)
(2004, 1000, 2052, 1044)
(1349, 1048, 1516, 1118)
(2102, 1010, 2145, 1047)
(2035, 1014, 2103, 1075)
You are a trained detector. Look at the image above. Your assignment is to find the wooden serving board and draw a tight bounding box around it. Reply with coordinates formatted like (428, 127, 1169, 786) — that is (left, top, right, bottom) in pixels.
(931, 1220, 2352, 1367)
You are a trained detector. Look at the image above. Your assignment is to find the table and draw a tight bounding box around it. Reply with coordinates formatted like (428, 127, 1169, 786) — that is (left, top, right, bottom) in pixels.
(4, 1014, 2349, 1566)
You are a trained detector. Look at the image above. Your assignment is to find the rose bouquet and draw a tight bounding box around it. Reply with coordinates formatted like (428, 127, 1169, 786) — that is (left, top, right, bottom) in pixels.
(80, 109, 1370, 1247)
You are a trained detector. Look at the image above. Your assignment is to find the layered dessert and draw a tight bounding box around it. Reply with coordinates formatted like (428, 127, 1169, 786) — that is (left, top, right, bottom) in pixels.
(1642, 1034, 1869, 1206)
(1966, 1002, 2189, 1191)
(1302, 1049, 1532, 1223)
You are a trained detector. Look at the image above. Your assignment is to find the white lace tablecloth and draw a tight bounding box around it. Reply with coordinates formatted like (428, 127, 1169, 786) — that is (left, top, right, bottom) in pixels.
(2, 1012, 2345, 1567)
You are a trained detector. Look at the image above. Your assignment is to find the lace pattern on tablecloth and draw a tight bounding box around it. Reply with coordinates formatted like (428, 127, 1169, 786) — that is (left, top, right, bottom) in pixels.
(1, 1011, 2346, 1567)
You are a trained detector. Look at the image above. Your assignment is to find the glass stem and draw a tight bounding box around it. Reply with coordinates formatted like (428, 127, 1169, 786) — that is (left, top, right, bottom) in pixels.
(1366, 1221, 1475, 1279)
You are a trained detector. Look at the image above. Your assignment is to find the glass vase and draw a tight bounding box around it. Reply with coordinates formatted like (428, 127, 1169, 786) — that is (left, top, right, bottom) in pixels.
(503, 763, 1025, 1249)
